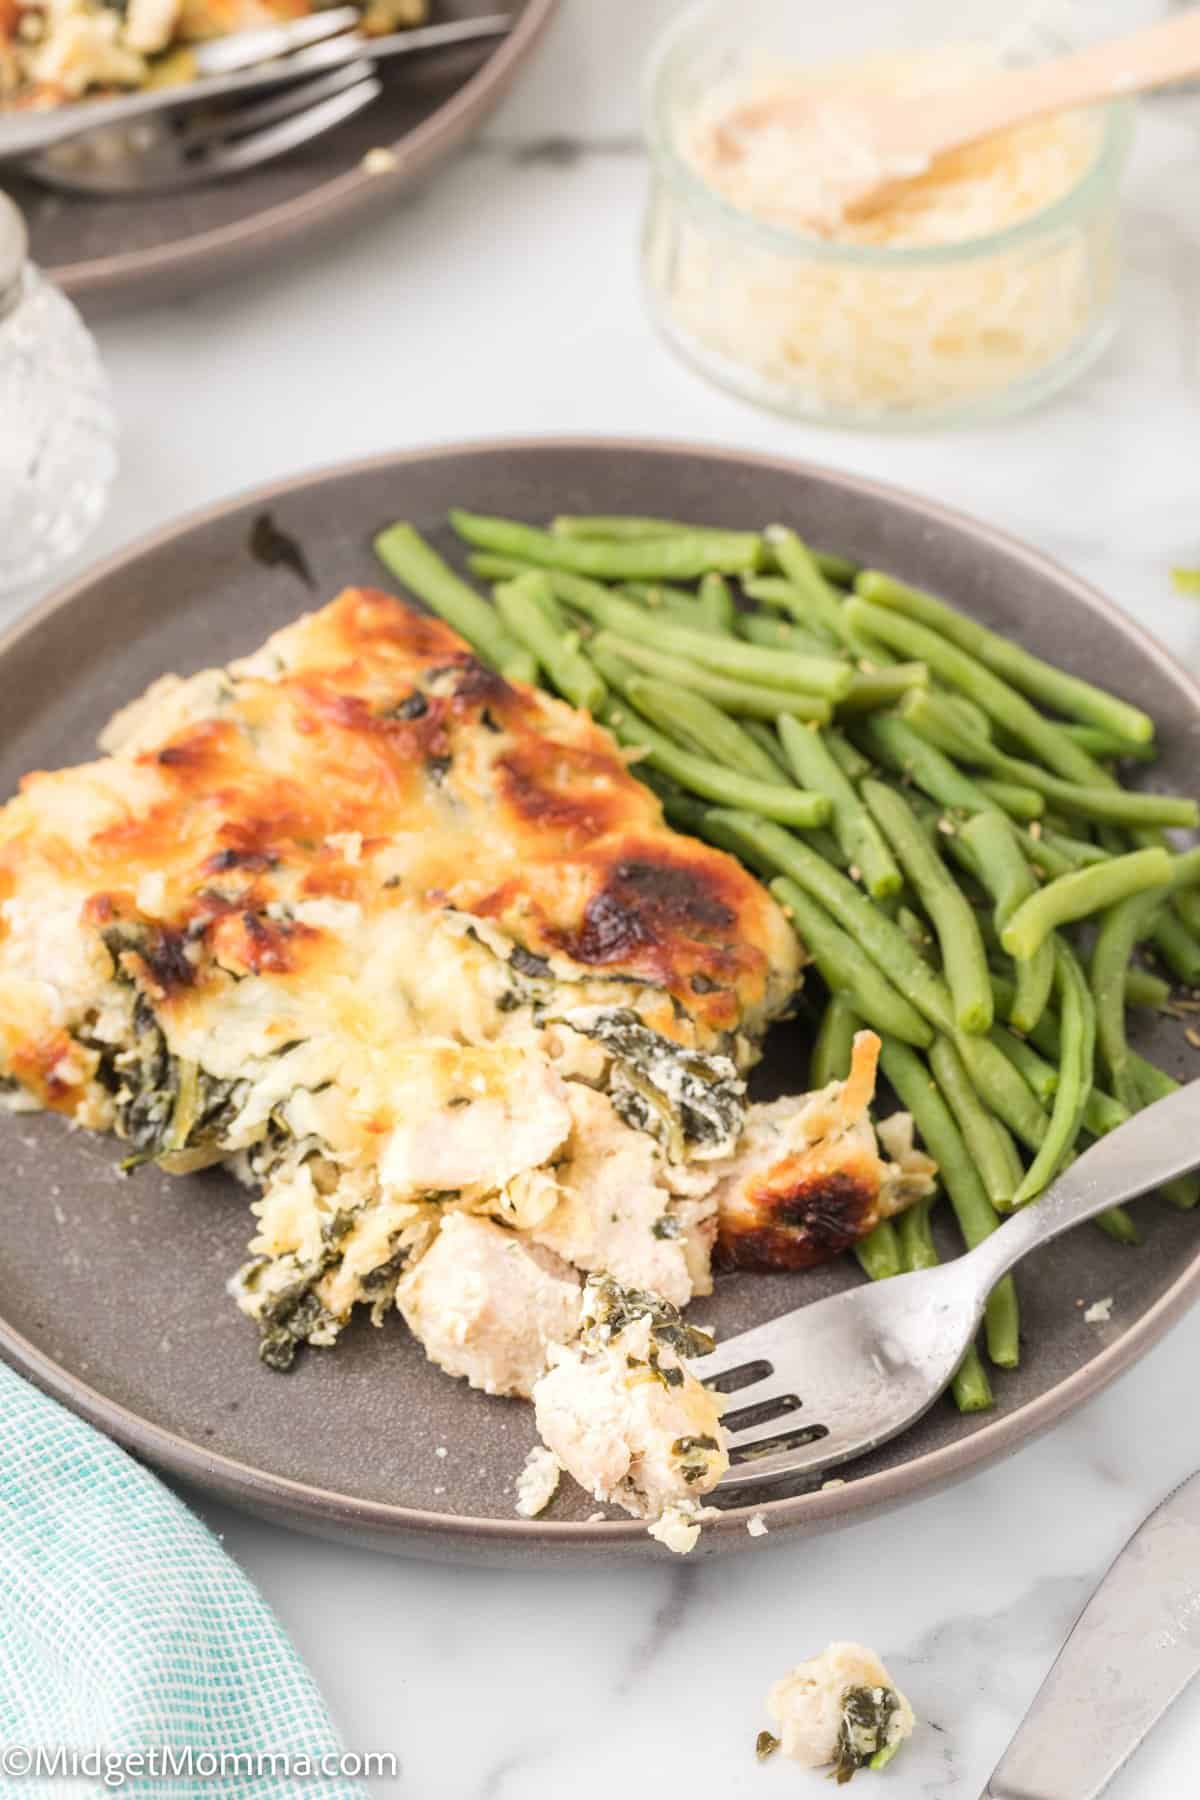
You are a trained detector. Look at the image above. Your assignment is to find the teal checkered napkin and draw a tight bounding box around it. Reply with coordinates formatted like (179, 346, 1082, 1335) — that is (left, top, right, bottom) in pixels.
(0, 1360, 371, 1798)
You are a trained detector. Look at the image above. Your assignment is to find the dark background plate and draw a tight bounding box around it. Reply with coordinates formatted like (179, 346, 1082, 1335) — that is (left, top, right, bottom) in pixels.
(10, 0, 557, 315)
(2, 438, 1198, 1565)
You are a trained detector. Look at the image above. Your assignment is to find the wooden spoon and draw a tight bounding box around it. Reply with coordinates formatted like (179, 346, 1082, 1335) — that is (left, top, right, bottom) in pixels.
(716, 9, 1200, 228)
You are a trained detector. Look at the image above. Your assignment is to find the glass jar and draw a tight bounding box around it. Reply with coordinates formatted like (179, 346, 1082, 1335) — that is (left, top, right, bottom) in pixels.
(0, 190, 118, 592)
(641, 0, 1135, 430)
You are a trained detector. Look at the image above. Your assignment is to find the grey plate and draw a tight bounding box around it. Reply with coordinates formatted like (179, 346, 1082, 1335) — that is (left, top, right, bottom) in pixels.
(2, 438, 1198, 1566)
(8, 0, 557, 316)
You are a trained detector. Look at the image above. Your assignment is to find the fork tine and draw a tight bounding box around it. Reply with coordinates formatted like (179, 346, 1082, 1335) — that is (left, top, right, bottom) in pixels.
(176, 61, 376, 149)
(725, 1409, 827, 1459)
(205, 71, 382, 173)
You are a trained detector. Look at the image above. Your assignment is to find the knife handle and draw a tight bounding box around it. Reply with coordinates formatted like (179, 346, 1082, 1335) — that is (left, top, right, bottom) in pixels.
(985, 1470, 1200, 1800)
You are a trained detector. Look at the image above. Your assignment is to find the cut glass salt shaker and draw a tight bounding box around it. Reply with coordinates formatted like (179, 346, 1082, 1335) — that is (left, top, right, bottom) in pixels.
(0, 190, 118, 594)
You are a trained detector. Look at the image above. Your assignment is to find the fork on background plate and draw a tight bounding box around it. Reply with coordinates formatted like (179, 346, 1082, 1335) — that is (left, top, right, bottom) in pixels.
(695, 1080, 1200, 1499)
(2, 11, 511, 190)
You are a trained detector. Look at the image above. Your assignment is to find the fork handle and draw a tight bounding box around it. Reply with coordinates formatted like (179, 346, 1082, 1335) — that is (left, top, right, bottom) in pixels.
(965, 1081, 1200, 1297)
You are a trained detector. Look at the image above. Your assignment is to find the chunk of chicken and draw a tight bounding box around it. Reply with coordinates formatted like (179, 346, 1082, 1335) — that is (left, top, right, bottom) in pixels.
(713, 1031, 936, 1269)
(530, 1084, 716, 1309)
(766, 1642, 915, 1779)
(395, 1213, 580, 1398)
(379, 1044, 574, 1196)
(532, 1275, 727, 1533)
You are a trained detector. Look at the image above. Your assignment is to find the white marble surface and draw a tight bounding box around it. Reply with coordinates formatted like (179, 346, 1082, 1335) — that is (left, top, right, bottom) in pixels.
(11, 3, 1200, 1795)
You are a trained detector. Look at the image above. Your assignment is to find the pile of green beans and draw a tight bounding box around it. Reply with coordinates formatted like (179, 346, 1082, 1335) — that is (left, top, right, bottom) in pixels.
(375, 509, 1200, 1419)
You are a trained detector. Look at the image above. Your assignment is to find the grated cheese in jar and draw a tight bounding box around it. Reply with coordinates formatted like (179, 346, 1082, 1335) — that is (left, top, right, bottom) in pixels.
(644, 34, 1129, 426)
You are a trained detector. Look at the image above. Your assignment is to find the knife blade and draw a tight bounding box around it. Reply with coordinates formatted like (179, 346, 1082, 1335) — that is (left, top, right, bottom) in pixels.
(984, 1470, 1200, 1799)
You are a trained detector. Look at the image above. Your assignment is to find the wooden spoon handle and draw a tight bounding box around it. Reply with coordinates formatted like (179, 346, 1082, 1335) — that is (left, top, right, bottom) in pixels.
(904, 10, 1200, 158)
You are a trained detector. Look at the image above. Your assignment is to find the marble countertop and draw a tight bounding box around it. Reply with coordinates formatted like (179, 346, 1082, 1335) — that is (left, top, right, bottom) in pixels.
(13, 3, 1200, 1794)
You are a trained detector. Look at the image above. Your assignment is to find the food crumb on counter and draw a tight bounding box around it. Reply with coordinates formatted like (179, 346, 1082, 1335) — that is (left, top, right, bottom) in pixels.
(746, 1512, 768, 1538)
(1084, 1296, 1114, 1324)
(762, 1643, 915, 1781)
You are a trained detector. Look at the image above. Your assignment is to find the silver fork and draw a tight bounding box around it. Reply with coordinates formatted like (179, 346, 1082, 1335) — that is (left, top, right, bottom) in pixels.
(693, 1080, 1200, 1497)
(27, 62, 384, 194)
(0, 13, 511, 166)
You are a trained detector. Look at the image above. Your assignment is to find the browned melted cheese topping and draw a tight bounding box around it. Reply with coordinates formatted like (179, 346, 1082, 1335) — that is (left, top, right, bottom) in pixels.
(0, 588, 799, 1102)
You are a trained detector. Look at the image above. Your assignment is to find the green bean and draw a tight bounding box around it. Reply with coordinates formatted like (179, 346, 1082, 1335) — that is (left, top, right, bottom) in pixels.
(1012, 942, 1095, 1206)
(1084, 1088, 1129, 1139)
(899, 689, 1195, 829)
(601, 705, 832, 828)
(761, 542, 861, 586)
(769, 879, 934, 1046)
(810, 993, 860, 1087)
(838, 663, 931, 716)
(879, 1038, 1019, 1369)
(844, 597, 1121, 783)
(556, 581, 854, 698)
(741, 719, 790, 775)
(705, 809, 1048, 1141)
(856, 571, 1156, 745)
(637, 769, 714, 835)
(493, 574, 606, 713)
(449, 509, 763, 580)
(705, 813, 954, 1033)
(552, 516, 758, 562)
(737, 612, 838, 657)
(591, 632, 831, 723)
(1013, 1010, 1126, 1145)
(625, 678, 783, 784)
(897, 905, 934, 960)
(987, 1024, 1058, 1105)
(961, 811, 1055, 1034)
(812, 551, 860, 587)
(953, 1031, 1052, 1151)
(1173, 887, 1200, 940)
(373, 523, 537, 683)
(1094, 1205, 1141, 1244)
(619, 585, 727, 634)
(952, 1344, 996, 1413)
(762, 527, 855, 645)
(857, 1219, 903, 1282)
(941, 692, 993, 742)
(857, 713, 999, 816)
(976, 779, 1045, 821)
(467, 551, 536, 583)
(623, 578, 708, 604)
(1168, 846, 1200, 890)
(1149, 908, 1200, 985)
(1001, 849, 1173, 962)
(929, 1038, 1023, 1211)
(1117, 1057, 1200, 1213)
(1028, 827, 1111, 873)
(1063, 724, 1158, 764)
(699, 572, 736, 633)
(825, 728, 873, 782)
(864, 781, 994, 1034)
(897, 1196, 939, 1271)
(1131, 1052, 1187, 1105)
(742, 576, 838, 637)
(1124, 968, 1172, 1009)
(776, 716, 902, 900)
(1090, 888, 1164, 1112)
